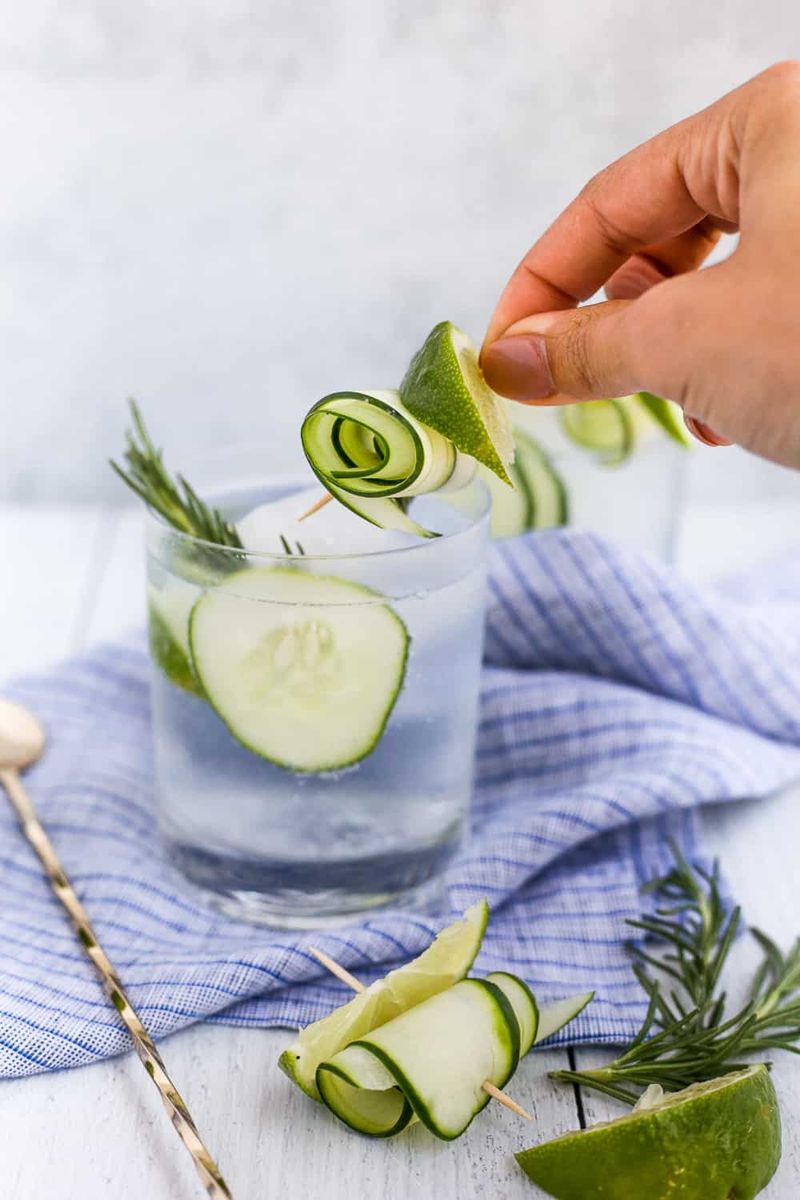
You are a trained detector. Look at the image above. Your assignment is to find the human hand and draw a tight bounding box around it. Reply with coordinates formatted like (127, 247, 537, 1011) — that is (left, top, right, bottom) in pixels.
(481, 63, 800, 468)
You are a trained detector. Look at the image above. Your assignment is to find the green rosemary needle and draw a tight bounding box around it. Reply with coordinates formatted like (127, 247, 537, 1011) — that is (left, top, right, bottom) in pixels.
(110, 401, 305, 556)
(552, 843, 800, 1106)
(110, 400, 243, 547)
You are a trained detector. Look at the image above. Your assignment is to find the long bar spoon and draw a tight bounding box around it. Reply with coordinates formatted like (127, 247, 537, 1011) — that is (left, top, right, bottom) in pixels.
(0, 696, 233, 1199)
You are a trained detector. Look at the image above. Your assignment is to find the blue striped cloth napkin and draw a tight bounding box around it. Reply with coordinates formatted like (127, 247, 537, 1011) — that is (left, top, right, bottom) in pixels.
(2, 529, 800, 1077)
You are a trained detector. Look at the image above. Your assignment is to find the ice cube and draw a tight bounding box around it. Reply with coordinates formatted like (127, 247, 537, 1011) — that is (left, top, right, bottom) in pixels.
(238, 489, 417, 556)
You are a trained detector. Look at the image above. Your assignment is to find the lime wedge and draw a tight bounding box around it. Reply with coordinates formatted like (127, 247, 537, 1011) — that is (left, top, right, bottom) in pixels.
(401, 321, 515, 485)
(279, 900, 489, 1100)
(635, 391, 692, 447)
(558, 398, 635, 465)
(516, 1065, 781, 1199)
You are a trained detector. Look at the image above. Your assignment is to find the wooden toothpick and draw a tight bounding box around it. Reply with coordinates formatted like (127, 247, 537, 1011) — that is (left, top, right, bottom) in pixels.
(298, 493, 334, 522)
(308, 945, 532, 1122)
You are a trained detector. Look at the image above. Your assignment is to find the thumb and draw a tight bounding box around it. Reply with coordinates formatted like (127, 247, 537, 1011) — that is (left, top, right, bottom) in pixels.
(481, 298, 646, 403)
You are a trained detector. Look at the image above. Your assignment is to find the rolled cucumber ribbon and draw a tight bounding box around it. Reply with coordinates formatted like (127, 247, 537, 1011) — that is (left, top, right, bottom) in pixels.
(300, 388, 476, 537)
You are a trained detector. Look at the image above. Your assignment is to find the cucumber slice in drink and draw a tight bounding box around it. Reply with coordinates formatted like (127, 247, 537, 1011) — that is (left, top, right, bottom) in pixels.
(477, 458, 533, 538)
(401, 321, 515, 485)
(279, 900, 489, 1100)
(514, 431, 569, 529)
(189, 567, 409, 772)
(486, 971, 539, 1054)
(318, 978, 520, 1140)
(301, 388, 468, 538)
(559, 398, 635, 465)
(535, 991, 595, 1044)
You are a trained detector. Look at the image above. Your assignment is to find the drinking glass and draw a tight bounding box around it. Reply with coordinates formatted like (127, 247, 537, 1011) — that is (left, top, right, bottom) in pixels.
(145, 452, 490, 928)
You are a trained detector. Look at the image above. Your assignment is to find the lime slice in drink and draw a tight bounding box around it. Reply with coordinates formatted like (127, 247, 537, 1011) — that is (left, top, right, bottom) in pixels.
(559, 398, 635, 465)
(401, 321, 515, 485)
(515, 1065, 781, 1199)
(279, 900, 489, 1100)
(635, 391, 692, 447)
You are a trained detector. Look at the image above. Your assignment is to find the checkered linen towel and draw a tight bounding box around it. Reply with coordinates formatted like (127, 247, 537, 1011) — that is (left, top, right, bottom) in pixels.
(2, 529, 799, 1077)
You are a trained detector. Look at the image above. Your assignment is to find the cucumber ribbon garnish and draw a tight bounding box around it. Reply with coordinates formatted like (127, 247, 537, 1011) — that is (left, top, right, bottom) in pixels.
(301, 322, 515, 537)
(300, 388, 474, 538)
(279, 902, 593, 1140)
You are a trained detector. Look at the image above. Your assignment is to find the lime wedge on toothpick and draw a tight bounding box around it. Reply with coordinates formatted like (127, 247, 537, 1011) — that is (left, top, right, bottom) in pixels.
(401, 321, 515, 485)
(516, 1065, 781, 1199)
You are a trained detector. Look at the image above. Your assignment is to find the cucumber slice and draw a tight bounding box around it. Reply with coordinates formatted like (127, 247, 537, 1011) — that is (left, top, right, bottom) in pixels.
(487, 972, 539, 1055)
(301, 388, 467, 538)
(315, 1044, 413, 1137)
(535, 991, 595, 1044)
(279, 900, 489, 1100)
(318, 978, 520, 1140)
(559, 398, 635, 465)
(477, 459, 533, 538)
(514, 431, 569, 529)
(635, 391, 692, 447)
(189, 567, 409, 772)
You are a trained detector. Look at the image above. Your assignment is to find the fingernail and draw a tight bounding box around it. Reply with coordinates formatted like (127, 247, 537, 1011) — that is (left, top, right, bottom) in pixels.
(683, 415, 733, 447)
(481, 335, 556, 401)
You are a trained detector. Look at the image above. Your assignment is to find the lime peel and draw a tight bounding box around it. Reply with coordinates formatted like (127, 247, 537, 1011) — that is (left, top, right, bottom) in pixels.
(516, 1065, 781, 1200)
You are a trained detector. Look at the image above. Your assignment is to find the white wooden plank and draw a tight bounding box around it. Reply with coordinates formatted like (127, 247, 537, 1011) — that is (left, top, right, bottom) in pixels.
(0, 1030, 577, 1200)
(0, 505, 104, 677)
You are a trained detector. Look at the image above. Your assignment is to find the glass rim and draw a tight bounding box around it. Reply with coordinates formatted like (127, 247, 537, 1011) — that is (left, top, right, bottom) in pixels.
(144, 469, 492, 564)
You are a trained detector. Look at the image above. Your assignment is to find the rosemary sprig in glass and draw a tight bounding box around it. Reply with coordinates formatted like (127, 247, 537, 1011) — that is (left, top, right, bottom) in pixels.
(552, 843, 800, 1106)
(110, 400, 305, 556)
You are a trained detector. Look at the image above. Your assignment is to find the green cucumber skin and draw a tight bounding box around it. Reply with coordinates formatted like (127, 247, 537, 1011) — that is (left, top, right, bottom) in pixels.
(147, 604, 205, 698)
(188, 568, 411, 774)
(302, 391, 428, 499)
(346, 979, 521, 1142)
(315, 1062, 414, 1138)
(513, 432, 569, 530)
(487, 971, 540, 1055)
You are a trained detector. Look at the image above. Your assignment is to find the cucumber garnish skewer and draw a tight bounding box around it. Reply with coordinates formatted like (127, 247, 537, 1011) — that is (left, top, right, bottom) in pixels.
(301, 388, 470, 537)
(280, 901, 488, 1100)
(301, 323, 515, 537)
(299, 933, 594, 1136)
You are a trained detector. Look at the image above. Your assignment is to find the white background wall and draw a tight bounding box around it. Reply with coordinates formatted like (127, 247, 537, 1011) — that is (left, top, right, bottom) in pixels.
(1, 0, 798, 505)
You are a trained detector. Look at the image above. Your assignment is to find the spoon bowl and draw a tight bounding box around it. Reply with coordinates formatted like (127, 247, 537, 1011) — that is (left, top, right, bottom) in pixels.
(0, 697, 46, 771)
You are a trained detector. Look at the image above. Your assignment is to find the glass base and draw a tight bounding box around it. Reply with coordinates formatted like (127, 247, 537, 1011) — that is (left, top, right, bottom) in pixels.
(164, 835, 457, 928)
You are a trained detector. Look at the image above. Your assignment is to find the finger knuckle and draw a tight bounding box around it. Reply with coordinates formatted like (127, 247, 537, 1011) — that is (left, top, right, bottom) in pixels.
(556, 311, 601, 393)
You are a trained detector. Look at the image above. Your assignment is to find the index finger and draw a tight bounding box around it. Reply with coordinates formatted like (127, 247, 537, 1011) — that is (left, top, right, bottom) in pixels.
(482, 87, 743, 350)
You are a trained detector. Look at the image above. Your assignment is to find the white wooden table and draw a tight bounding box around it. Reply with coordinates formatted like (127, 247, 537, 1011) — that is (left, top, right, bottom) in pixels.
(0, 502, 798, 1200)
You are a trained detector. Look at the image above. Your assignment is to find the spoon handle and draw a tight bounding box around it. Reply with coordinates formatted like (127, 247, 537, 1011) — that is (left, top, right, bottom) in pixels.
(0, 766, 233, 1200)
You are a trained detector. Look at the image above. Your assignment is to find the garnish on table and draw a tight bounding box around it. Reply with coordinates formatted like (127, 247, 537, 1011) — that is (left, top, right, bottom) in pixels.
(551, 842, 800, 1105)
(278, 900, 592, 1140)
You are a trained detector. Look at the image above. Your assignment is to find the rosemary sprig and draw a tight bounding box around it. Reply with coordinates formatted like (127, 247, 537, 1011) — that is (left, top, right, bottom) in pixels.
(110, 400, 243, 547)
(551, 842, 800, 1106)
(110, 401, 305, 556)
